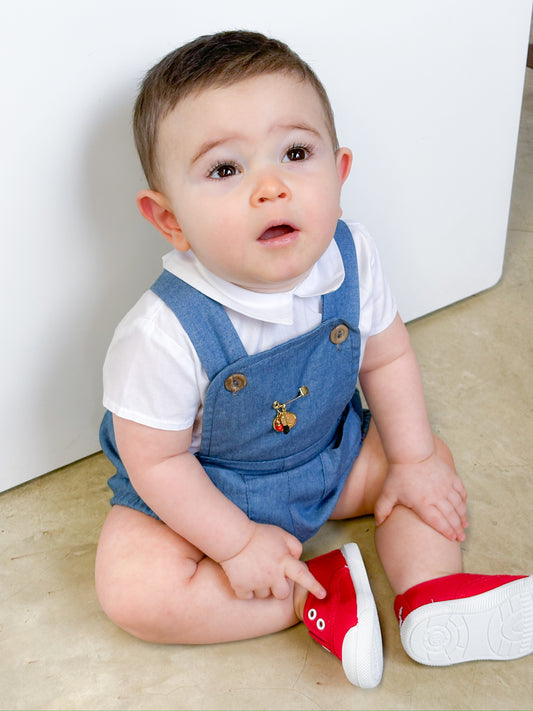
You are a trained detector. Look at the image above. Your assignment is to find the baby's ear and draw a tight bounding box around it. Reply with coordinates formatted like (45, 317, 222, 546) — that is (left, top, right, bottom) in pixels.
(334, 148, 353, 219)
(136, 190, 190, 252)
(335, 147, 352, 186)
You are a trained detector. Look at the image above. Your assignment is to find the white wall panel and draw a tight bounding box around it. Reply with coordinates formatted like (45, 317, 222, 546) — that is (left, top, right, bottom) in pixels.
(1, 0, 531, 491)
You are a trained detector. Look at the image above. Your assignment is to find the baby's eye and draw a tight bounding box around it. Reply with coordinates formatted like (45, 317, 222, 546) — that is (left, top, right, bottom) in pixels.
(284, 144, 313, 162)
(208, 162, 240, 179)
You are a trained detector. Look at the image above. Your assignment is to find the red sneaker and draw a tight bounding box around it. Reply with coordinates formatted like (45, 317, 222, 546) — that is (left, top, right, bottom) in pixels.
(303, 543, 383, 688)
(394, 573, 533, 666)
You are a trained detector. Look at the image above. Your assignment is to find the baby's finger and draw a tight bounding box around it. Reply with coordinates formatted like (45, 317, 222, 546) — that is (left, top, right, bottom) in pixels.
(448, 489, 469, 528)
(439, 499, 466, 541)
(413, 502, 460, 542)
(269, 577, 291, 600)
(284, 557, 326, 599)
(453, 477, 468, 503)
(232, 585, 254, 601)
(286, 534, 303, 560)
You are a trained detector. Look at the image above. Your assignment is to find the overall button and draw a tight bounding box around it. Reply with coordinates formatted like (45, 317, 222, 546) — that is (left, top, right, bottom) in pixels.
(224, 373, 247, 392)
(330, 324, 349, 344)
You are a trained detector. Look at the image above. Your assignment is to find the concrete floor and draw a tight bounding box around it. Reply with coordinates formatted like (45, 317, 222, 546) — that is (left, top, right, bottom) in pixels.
(1, 68, 532, 711)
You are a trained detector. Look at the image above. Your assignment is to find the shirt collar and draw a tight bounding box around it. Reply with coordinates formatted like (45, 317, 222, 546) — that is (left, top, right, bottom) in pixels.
(161, 239, 344, 325)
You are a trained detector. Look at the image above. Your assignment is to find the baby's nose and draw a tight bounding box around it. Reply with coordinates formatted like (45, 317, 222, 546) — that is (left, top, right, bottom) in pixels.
(250, 172, 291, 205)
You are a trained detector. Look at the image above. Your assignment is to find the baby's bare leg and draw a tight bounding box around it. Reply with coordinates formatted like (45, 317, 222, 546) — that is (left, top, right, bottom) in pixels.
(331, 420, 462, 594)
(95, 505, 298, 644)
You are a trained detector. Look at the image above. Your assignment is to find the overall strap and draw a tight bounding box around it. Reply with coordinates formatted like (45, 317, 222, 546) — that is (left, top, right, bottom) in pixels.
(151, 270, 247, 381)
(322, 220, 360, 325)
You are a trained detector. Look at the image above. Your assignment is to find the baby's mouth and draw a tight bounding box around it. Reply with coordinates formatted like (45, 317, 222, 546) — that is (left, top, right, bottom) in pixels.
(258, 224, 295, 241)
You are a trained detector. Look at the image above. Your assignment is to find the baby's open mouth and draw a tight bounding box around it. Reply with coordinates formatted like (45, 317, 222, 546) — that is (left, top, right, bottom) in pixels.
(258, 224, 295, 241)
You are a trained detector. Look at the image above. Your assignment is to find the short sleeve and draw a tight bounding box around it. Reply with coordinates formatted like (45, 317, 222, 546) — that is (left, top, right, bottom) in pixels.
(102, 291, 207, 432)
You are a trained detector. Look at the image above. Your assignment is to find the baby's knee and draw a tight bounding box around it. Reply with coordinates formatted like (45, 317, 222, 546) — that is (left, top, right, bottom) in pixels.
(95, 559, 180, 643)
(94, 549, 146, 639)
(94, 510, 202, 643)
(94, 530, 168, 641)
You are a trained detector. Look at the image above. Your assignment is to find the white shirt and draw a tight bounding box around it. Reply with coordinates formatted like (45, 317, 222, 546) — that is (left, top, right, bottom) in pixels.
(103, 221, 397, 450)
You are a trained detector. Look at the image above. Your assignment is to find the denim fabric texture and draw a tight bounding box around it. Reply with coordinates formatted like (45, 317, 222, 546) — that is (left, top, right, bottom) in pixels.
(101, 220, 367, 541)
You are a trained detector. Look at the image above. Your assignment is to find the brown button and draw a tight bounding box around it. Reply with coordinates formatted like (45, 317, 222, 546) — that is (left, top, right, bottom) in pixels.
(224, 373, 247, 392)
(330, 324, 349, 344)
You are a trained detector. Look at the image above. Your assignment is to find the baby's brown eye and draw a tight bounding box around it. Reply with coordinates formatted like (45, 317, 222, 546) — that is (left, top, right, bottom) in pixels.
(209, 163, 239, 179)
(286, 146, 308, 161)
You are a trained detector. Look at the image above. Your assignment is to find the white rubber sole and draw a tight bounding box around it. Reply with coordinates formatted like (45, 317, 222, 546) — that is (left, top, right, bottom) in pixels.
(340, 543, 383, 688)
(399, 575, 533, 666)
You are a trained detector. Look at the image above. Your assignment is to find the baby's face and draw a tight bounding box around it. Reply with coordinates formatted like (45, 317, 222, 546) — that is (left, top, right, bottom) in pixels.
(155, 72, 351, 293)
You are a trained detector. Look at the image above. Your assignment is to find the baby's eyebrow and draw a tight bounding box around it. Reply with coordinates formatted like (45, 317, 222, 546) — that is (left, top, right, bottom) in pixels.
(279, 122, 322, 139)
(190, 136, 239, 167)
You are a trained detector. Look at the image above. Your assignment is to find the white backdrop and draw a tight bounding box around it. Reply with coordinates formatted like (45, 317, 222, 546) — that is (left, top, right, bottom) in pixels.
(1, 0, 531, 492)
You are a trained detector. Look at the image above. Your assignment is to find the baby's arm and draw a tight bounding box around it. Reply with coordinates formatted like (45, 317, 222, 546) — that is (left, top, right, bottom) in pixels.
(358, 314, 468, 541)
(112, 415, 326, 600)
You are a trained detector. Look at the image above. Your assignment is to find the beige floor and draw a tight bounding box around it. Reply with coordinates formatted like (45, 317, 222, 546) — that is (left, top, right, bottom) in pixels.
(2, 67, 532, 711)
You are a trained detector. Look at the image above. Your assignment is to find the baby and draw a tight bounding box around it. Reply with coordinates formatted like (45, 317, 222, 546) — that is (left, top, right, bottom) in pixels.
(96, 30, 533, 688)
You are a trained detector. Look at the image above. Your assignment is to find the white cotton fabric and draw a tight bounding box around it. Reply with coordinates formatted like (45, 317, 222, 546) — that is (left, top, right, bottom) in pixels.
(103, 221, 397, 449)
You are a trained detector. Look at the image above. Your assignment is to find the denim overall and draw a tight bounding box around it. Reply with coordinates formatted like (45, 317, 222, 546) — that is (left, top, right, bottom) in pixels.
(100, 219, 366, 542)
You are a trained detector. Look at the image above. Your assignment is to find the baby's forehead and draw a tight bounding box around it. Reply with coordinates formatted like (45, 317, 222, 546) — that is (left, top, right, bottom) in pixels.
(182, 70, 317, 107)
(162, 71, 326, 131)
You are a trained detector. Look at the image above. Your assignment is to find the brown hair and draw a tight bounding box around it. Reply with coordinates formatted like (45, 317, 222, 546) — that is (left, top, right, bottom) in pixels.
(133, 30, 339, 189)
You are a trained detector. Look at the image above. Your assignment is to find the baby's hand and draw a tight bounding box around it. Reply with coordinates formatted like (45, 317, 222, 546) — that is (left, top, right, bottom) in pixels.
(374, 452, 469, 541)
(219, 523, 326, 601)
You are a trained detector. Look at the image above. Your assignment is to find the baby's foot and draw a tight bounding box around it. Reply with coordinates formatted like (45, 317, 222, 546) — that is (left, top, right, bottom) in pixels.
(303, 543, 383, 688)
(394, 573, 533, 665)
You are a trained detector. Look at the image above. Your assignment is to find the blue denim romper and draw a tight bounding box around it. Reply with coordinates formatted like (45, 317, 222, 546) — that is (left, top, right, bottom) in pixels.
(100, 219, 368, 541)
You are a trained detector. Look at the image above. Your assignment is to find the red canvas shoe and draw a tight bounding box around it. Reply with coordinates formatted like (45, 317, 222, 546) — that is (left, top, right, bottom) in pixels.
(394, 573, 533, 666)
(303, 543, 383, 688)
